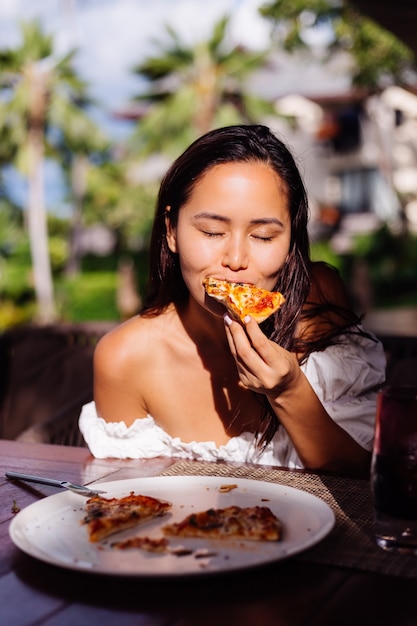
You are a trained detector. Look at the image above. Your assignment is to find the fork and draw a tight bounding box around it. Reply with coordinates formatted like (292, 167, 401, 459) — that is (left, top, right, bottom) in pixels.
(5, 470, 107, 497)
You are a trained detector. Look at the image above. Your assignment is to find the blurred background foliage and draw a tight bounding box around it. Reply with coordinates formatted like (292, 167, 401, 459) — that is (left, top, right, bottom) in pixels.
(0, 1, 416, 331)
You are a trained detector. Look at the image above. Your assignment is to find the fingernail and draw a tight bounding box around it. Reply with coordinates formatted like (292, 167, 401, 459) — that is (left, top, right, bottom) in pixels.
(243, 315, 251, 324)
(224, 314, 233, 326)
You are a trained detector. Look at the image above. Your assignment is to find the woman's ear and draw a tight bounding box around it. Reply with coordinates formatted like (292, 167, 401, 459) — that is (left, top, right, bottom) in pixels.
(165, 206, 177, 253)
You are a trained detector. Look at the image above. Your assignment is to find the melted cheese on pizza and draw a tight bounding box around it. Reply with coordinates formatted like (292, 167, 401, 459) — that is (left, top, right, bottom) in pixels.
(203, 277, 285, 323)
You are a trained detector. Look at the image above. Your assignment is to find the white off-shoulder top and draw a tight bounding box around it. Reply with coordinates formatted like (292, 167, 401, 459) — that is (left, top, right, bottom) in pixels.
(79, 330, 386, 468)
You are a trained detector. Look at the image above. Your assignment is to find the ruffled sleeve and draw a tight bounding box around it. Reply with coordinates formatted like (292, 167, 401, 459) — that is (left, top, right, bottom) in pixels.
(300, 329, 386, 451)
(78, 402, 174, 459)
(78, 401, 294, 465)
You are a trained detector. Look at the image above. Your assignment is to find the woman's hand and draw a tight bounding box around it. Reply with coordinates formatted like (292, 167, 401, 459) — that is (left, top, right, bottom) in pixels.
(223, 314, 301, 399)
(224, 312, 371, 476)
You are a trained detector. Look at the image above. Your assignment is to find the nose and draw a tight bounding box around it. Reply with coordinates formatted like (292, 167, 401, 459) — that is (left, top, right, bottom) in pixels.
(221, 234, 248, 271)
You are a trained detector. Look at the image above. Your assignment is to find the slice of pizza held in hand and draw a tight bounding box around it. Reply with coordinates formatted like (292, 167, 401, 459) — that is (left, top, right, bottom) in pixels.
(203, 277, 285, 324)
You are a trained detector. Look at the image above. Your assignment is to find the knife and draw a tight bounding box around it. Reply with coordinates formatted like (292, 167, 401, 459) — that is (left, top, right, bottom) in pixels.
(5, 470, 107, 497)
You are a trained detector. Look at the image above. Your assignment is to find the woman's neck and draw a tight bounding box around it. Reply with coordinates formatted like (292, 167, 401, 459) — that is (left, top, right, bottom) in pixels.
(177, 299, 229, 352)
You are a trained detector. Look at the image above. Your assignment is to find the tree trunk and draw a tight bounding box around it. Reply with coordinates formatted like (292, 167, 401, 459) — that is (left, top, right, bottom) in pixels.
(66, 154, 87, 277)
(193, 47, 218, 135)
(27, 65, 56, 324)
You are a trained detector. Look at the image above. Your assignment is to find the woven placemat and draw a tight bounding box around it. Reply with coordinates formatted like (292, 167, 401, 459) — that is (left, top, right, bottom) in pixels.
(160, 460, 417, 578)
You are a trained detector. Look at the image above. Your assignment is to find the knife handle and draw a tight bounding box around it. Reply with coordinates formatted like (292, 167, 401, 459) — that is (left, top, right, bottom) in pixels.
(5, 471, 64, 489)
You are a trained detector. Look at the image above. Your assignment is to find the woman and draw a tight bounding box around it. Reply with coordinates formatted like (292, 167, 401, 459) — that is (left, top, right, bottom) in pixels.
(79, 124, 385, 475)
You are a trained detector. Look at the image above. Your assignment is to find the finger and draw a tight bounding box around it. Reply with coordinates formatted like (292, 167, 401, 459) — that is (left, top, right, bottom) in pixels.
(224, 317, 275, 391)
(243, 316, 276, 365)
(224, 315, 260, 364)
(223, 315, 259, 376)
(223, 315, 238, 358)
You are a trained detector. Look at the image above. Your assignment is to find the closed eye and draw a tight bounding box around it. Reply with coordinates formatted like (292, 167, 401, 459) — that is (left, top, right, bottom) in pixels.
(202, 230, 224, 238)
(252, 234, 274, 241)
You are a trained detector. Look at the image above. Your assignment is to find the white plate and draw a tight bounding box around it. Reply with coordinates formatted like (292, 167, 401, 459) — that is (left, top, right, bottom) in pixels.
(9, 475, 334, 577)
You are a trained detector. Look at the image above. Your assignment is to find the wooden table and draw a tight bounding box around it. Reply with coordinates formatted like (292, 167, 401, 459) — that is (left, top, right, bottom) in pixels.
(1, 440, 416, 626)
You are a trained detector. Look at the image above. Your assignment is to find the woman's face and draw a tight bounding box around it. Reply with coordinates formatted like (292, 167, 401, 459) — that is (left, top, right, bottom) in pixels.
(166, 161, 291, 318)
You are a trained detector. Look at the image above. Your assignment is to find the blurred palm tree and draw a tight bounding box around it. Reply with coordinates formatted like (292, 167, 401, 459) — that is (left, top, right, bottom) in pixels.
(82, 160, 158, 252)
(130, 15, 274, 157)
(260, 0, 416, 89)
(0, 20, 107, 322)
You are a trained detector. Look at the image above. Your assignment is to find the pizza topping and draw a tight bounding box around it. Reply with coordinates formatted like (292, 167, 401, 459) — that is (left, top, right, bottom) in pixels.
(162, 505, 282, 542)
(219, 484, 238, 493)
(112, 536, 170, 552)
(82, 492, 283, 548)
(82, 491, 172, 542)
(203, 277, 285, 324)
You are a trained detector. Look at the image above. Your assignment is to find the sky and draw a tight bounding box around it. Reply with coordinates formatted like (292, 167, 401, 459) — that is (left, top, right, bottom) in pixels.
(0, 0, 345, 134)
(0, 0, 274, 209)
(0, 0, 272, 111)
(0, 0, 347, 211)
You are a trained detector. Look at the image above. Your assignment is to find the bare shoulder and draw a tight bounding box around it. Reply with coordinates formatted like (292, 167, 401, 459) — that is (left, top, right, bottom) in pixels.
(94, 315, 154, 374)
(94, 310, 177, 380)
(297, 262, 355, 343)
(93, 314, 166, 423)
(309, 261, 351, 309)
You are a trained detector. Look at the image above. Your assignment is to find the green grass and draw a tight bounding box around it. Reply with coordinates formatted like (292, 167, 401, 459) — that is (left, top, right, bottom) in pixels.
(57, 271, 119, 322)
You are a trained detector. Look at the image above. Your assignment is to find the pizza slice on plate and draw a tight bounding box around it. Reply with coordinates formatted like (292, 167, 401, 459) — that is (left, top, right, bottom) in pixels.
(162, 505, 282, 542)
(203, 277, 285, 324)
(82, 492, 172, 542)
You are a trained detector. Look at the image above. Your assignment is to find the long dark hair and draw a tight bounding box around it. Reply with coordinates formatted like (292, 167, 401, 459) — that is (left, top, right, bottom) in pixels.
(141, 124, 362, 448)
(142, 124, 311, 349)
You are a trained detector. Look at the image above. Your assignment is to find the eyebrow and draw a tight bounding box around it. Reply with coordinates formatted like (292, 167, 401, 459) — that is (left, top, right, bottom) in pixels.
(193, 212, 285, 228)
